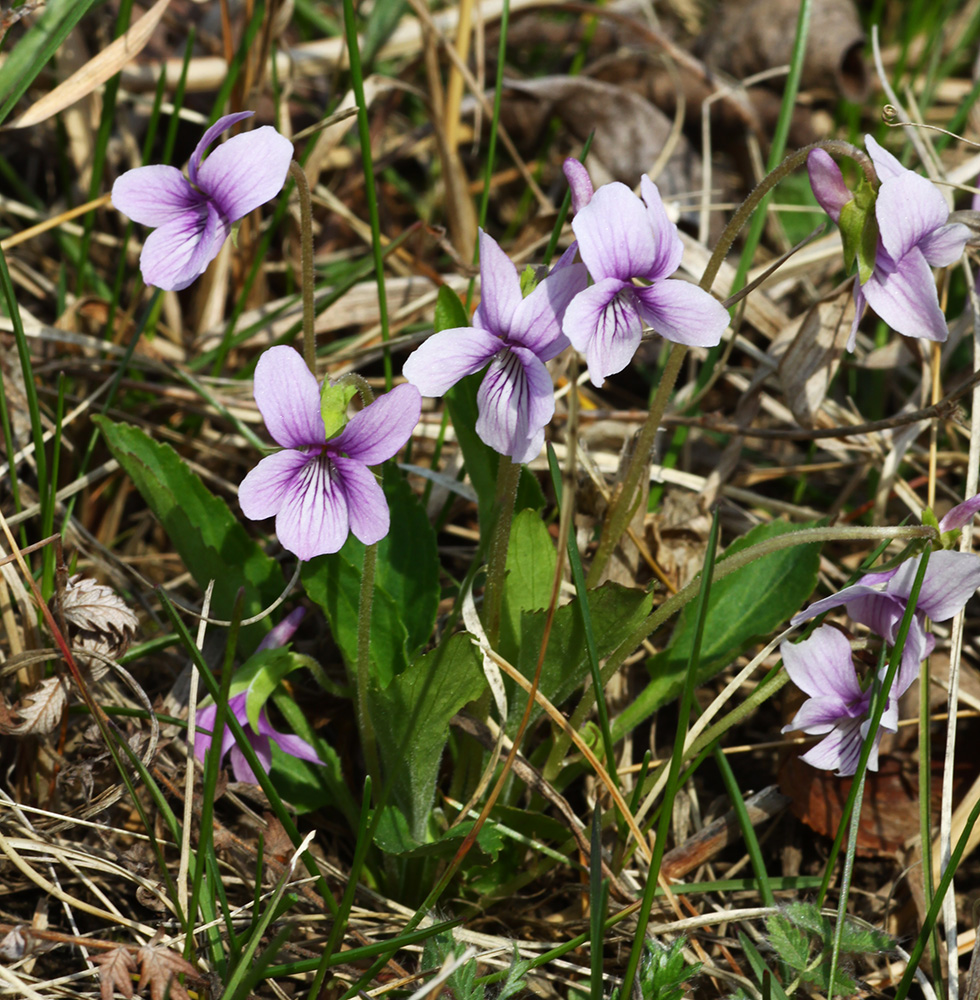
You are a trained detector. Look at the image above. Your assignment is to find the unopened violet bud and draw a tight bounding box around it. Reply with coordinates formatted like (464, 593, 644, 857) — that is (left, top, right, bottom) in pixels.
(562, 158, 594, 214)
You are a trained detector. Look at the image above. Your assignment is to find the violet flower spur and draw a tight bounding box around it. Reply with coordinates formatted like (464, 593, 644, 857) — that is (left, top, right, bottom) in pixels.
(781, 625, 904, 776)
(560, 160, 729, 387)
(402, 229, 587, 464)
(792, 549, 980, 694)
(111, 111, 293, 291)
(807, 135, 970, 349)
(194, 608, 323, 784)
(239, 346, 421, 560)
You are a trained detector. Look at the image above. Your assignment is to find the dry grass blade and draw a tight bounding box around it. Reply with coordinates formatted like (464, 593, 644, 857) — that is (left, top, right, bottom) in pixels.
(8, 0, 172, 129)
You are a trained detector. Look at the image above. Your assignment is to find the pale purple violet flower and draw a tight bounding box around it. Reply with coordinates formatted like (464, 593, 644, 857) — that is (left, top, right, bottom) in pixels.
(194, 608, 322, 784)
(781, 625, 904, 775)
(792, 549, 980, 694)
(807, 135, 970, 349)
(239, 346, 421, 560)
(402, 229, 587, 464)
(561, 159, 730, 387)
(111, 111, 293, 291)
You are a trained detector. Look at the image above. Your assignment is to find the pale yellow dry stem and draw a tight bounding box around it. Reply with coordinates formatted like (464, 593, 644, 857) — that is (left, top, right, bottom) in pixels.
(0, 193, 112, 251)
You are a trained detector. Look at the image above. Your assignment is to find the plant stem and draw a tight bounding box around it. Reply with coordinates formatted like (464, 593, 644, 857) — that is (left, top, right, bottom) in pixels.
(356, 542, 381, 793)
(482, 459, 521, 647)
(288, 160, 316, 375)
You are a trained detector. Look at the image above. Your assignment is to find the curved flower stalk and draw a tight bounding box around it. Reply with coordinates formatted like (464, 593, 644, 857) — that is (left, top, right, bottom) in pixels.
(112, 111, 293, 291)
(781, 625, 906, 776)
(194, 608, 322, 784)
(807, 134, 970, 349)
(239, 346, 421, 560)
(560, 159, 730, 387)
(792, 548, 980, 694)
(402, 229, 587, 464)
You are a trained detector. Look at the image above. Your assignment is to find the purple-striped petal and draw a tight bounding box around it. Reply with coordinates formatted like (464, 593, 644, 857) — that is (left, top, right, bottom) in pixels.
(473, 229, 524, 337)
(197, 126, 294, 222)
(572, 181, 659, 282)
(239, 449, 316, 521)
(800, 717, 869, 775)
(333, 456, 389, 544)
(861, 246, 948, 342)
(229, 735, 271, 784)
(111, 165, 202, 226)
(887, 550, 980, 622)
(188, 111, 255, 185)
(781, 627, 864, 703)
(640, 176, 684, 280)
(333, 383, 420, 465)
(138, 201, 229, 291)
(876, 171, 951, 263)
(563, 278, 642, 387)
(274, 455, 350, 559)
(253, 346, 325, 449)
(475, 345, 554, 463)
(919, 222, 971, 268)
(634, 279, 729, 348)
(402, 326, 501, 396)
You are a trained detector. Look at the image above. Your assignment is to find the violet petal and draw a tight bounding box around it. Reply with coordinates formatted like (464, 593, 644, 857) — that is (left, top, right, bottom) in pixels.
(333, 382, 421, 465)
(253, 346, 325, 449)
(333, 456, 389, 545)
(111, 165, 202, 226)
(402, 326, 501, 397)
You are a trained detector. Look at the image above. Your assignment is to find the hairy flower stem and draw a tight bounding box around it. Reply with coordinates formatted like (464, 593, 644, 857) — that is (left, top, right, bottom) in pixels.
(483, 458, 522, 647)
(288, 160, 316, 376)
(585, 139, 869, 587)
(356, 543, 382, 792)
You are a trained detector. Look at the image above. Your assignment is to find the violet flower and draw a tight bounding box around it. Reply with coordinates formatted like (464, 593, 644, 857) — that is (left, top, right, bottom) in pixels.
(781, 625, 905, 775)
(194, 608, 322, 784)
(560, 160, 729, 387)
(239, 346, 421, 560)
(807, 135, 970, 349)
(792, 549, 980, 693)
(938, 492, 980, 533)
(402, 229, 587, 464)
(111, 111, 293, 291)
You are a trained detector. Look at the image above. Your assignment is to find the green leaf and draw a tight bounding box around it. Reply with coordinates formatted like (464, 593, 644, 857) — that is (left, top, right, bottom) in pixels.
(767, 914, 811, 972)
(617, 520, 821, 737)
(835, 919, 893, 956)
(301, 465, 439, 687)
(784, 901, 833, 940)
(499, 509, 557, 664)
(434, 283, 470, 332)
(93, 416, 284, 648)
(367, 633, 487, 841)
(511, 583, 652, 736)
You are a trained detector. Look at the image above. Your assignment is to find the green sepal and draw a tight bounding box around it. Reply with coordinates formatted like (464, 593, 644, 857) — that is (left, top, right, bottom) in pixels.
(320, 381, 359, 440)
(839, 173, 879, 283)
(519, 264, 538, 298)
(229, 219, 242, 249)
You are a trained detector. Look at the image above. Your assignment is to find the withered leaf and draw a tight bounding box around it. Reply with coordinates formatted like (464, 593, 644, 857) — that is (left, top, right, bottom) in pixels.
(91, 947, 137, 1000)
(0, 925, 29, 961)
(135, 942, 199, 1000)
(55, 575, 139, 682)
(0, 677, 68, 736)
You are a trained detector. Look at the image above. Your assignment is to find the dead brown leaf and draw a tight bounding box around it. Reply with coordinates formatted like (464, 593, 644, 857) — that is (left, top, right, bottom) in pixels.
(135, 942, 199, 1000)
(91, 947, 137, 1000)
(54, 574, 139, 682)
(0, 677, 68, 736)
